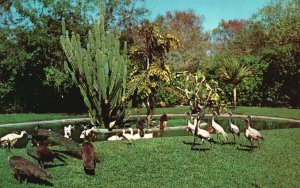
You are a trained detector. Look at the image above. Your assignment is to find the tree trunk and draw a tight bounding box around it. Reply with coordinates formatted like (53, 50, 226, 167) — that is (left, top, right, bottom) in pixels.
(232, 86, 237, 109)
(146, 94, 154, 128)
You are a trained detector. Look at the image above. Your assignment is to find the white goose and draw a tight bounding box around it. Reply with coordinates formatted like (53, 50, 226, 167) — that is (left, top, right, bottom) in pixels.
(211, 112, 228, 143)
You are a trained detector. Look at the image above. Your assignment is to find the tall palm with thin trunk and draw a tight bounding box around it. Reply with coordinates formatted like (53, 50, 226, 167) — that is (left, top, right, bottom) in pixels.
(220, 58, 251, 109)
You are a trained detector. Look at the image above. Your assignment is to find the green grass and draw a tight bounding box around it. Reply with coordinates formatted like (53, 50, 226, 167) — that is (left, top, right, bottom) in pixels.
(231, 106, 300, 120)
(0, 113, 87, 124)
(1, 128, 299, 187)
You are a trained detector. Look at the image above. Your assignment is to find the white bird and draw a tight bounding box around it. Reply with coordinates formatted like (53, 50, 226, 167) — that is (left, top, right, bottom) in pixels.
(64, 125, 74, 139)
(186, 112, 198, 136)
(247, 116, 264, 140)
(143, 129, 153, 139)
(211, 112, 228, 143)
(186, 112, 213, 146)
(107, 133, 123, 141)
(1, 131, 27, 149)
(80, 126, 100, 141)
(227, 112, 240, 143)
(244, 116, 264, 149)
(195, 127, 214, 146)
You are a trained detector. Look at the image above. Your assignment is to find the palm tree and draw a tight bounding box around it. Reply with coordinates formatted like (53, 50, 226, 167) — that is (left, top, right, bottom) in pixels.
(220, 58, 251, 109)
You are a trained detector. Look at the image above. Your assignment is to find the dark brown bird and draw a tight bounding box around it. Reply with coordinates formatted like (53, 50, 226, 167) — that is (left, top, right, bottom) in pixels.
(159, 113, 168, 132)
(32, 128, 82, 159)
(27, 145, 66, 168)
(82, 142, 96, 175)
(136, 116, 145, 137)
(8, 156, 51, 183)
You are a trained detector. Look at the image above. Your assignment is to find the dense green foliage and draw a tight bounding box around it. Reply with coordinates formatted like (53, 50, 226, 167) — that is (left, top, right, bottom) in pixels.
(0, 0, 299, 114)
(0, 128, 299, 187)
(211, 0, 300, 107)
(0, 0, 147, 113)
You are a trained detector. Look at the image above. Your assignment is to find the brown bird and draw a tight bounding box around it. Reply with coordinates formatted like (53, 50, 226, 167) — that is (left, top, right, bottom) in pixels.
(82, 142, 96, 175)
(32, 128, 82, 159)
(8, 156, 51, 183)
(159, 113, 168, 133)
(27, 145, 66, 168)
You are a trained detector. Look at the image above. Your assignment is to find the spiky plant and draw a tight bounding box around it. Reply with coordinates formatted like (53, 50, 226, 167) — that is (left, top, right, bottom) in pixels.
(60, 3, 128, 128)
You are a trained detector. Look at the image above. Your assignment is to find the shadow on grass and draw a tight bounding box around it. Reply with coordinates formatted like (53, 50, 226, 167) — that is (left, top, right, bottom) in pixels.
(14, 175, 54, 187)
(190, 146, 210, 152)
(44, 164, 66, 169)
(182, 140, 202, 145)
(236, 144, 259, 152)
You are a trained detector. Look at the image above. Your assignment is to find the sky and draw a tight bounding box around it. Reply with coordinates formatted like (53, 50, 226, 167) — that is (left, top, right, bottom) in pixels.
(140, 0, 271, 32)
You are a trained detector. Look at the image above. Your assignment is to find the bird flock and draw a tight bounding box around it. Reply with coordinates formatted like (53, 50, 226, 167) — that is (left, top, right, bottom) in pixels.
(186, 111, 264, 152)
(1, 125, 100, 184)
(0, 111, 264, 185)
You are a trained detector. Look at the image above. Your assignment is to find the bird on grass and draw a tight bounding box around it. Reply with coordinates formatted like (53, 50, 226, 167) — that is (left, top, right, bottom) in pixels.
(82, 142, 96, 175)
(1, 131, 28, 151)
(192, 117, 214, 148)
(8, 156, 52, 183)
(244, 116, 264, 150)
(227, 112, 240, 143)
(211, 111, 228, 143)
(26, 142, 67, 168)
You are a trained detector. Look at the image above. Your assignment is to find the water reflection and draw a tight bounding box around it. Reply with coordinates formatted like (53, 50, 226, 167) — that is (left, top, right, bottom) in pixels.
(0, 117, 299, 148)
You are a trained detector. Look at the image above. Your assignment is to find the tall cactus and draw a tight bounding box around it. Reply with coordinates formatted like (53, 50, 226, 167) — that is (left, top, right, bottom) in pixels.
(60, 3, 127, 128)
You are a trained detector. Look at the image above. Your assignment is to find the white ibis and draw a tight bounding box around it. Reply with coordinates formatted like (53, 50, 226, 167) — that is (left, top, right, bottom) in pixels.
(1, 131, 27, 150)
(211, 112, 228, 143)
(227, 112, 240, 143)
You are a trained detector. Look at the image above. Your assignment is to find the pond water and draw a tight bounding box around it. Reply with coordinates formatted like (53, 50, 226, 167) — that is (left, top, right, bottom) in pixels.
(0, 117, 299, 148)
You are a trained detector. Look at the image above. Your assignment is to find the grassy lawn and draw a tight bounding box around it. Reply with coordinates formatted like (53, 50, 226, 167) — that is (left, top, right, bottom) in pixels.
(231, 106, 300, 120)
(0, 113, 87, 124)
(0, 128, 299, 187)
(0, 106, 299, 125)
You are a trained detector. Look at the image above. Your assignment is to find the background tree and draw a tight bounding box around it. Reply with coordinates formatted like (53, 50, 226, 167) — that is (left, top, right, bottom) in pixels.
(219, 58, 251, 109)
(157, 10, 211, 72)
(128, 21, 179, 127)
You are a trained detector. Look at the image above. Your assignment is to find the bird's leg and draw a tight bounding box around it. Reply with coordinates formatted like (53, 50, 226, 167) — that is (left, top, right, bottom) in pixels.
(233, 134, 236, 144)
(250, 140, 254, 151)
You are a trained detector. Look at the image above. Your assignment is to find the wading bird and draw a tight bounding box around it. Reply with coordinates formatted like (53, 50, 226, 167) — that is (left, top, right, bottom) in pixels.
(8, 156, 51, 183)
(227, 112, 240, 143)
(211, 112, 228, 143)
(244, 117, 264, 150)
(1, 131, 27, 150)
(82, 142, 96, 175)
